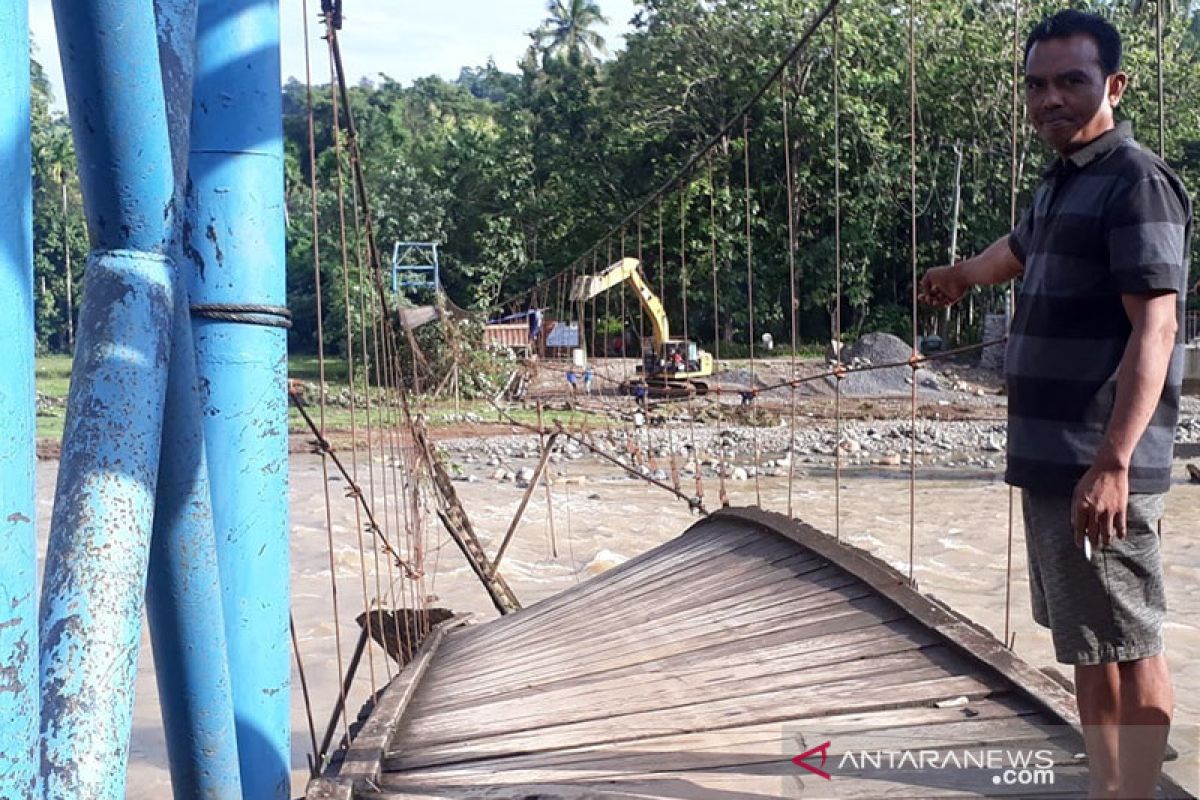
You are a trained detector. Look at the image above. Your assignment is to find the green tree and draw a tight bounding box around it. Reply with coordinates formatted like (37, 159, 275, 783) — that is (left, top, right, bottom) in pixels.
(29, 54, 87, 353)
(532, 0, 611, 65)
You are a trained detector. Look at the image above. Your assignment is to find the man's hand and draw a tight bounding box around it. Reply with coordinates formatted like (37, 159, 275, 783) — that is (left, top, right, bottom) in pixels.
(919, 265, 968, 307)
(1071, 461, 1129, 550)
(919, 236, 1023, 307)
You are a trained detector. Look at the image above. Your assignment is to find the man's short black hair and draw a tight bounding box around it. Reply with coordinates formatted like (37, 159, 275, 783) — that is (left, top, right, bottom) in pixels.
(1025, 10, 1123, 76)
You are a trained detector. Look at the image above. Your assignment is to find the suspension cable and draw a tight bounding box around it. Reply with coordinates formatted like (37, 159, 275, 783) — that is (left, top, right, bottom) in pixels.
(781, 74, 799, 518)
(908, 0, 919, 585)
(305, 3, 352, 749)
(832, 2, 844, 541)
(743, 115, 763, 507)
(327, 28, 378, 697)
(1004, 0, 1022, 648)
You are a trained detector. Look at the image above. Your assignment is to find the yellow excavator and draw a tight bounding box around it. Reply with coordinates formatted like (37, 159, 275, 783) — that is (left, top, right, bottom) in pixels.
(570, 257, 714, 397)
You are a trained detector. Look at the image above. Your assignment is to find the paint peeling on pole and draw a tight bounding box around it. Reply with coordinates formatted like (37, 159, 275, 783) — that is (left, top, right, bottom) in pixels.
(40, 252, 174, 798)
(144, 1, 245, 795)
(0, 0, 38, 794)
(186, 0, 291, 796)
(40, 0, 177, 794)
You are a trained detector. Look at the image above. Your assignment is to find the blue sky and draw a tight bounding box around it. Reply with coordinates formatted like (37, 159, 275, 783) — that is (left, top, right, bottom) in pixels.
(30, 0, 639, 111)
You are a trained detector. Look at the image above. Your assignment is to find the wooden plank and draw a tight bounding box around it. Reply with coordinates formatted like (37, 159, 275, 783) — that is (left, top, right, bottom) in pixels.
(422, 563, 862, 695)
(439, 522, 759, 653)
(423, 565, 866, 699)
(418, 618, 940, 717)
(430, 548, 829, 681)
(371, 758, 1099, 800)
(386, 673, 1005, 773)
(440, 525, 793, 658)
(383, 732, 1083, 794)
(404, 643, 980, 744)
(417, 596, 918, 727)
(383, 696, 1038, 776)
(417, 421, 522, 615)
(407, 632, 955, 745)
(305, 614, 470, 800)
(437, 545, 826, 671)
(383, 700, 1051, 787)
(706, 508, 1083, 726)
(407, 594, 901, 737)
(409, 579, 881, 711)
(388, 670, 1006, 771)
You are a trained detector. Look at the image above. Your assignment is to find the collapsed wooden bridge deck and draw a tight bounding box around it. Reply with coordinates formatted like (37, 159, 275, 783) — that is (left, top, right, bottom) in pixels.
(309, 508, 1194, 799)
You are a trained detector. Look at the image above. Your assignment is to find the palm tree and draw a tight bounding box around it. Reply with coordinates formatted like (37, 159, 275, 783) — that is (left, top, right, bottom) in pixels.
(532, 0, 610, 65)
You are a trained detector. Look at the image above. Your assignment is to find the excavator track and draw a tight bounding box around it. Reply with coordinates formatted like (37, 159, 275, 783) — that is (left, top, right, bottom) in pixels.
(621, 379, 708, 400)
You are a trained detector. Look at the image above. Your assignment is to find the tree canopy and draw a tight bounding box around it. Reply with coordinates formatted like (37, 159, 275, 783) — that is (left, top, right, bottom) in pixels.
(27, 0, 1200, 355)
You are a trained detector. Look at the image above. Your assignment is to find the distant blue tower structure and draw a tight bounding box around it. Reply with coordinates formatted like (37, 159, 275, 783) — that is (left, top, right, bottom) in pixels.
(392, 241, 442, 293)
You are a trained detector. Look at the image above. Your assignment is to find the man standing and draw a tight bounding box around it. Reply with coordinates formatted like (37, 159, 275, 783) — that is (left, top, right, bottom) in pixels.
(922, 10, 1192, 798)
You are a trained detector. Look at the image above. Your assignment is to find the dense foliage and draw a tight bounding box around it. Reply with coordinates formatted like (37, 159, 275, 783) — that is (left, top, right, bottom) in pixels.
(29, 0, 1200, 354)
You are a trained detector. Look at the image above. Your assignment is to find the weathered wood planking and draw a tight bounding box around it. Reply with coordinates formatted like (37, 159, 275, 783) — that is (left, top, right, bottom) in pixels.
(402, 643, 976, 746)
(307, 614, 471, 800)
(433, 545, 828, 673)
(333, 510, 1196, 799)
(428, 550, 835, 682)
(418, 565, 867, 702)
(439, 525, 792, 658)
(370, 762, 1099, 799)
(398, 593, 902, 740)
(419, 619, 943, 718)
(388, 672, 1004, 772)
(381, 701, 1056, 787)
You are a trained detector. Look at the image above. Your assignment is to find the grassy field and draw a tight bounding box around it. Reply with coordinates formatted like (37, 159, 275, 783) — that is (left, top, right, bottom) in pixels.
(35, 356, 73, 438)
(33, 355, 548, 441)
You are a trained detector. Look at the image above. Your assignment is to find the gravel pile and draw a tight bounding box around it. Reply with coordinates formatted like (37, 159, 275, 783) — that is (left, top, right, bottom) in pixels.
(828, 332, 942, 397)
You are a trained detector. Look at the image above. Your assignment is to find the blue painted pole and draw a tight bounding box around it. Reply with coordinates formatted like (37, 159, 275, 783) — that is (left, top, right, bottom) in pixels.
(185, 1, 291, 796)
(0, 1, 38, 795)
(38, 0, 177, 796)
(144, 0, 244, 796)
(145, 290, 244, 800)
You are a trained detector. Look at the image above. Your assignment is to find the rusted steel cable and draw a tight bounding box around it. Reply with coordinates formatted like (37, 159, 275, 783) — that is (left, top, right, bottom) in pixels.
(289, 388, 420, 579)
(188, 303, 293, 328)
(908, 0, 920, 586)
(290, 614, 321, 778)
(742, 115, 762, 508)
(491, 403, 709, 516)
(304, 0, 351, 743)
(832, 3, 844, 540)
(327, 30, 379, 697)
(781, 75, 799, 518)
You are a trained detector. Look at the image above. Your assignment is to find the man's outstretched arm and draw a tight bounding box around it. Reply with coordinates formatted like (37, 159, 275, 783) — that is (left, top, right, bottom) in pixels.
(920, 235, 1024, 306)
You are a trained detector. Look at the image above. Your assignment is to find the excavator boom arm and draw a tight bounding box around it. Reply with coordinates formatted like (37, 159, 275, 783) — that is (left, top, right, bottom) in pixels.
(570, 258, 670, 346)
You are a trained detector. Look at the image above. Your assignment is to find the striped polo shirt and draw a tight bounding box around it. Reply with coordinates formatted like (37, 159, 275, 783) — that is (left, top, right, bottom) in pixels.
(1006, 122, 1193, 495)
